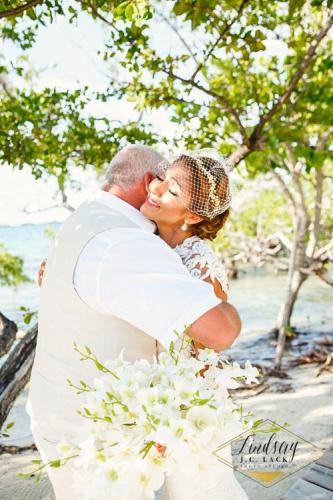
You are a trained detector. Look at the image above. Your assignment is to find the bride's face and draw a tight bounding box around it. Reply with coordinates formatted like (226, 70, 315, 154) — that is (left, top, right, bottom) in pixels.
(140, 166, 189, 225)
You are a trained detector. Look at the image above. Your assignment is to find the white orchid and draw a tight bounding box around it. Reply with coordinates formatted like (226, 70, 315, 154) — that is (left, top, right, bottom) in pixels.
(58, 340, 259, 499)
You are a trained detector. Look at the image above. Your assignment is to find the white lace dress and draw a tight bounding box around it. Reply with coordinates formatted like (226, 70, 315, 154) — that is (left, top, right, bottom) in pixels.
(174, 235, 229, 294)
(160, 236, 248, 500)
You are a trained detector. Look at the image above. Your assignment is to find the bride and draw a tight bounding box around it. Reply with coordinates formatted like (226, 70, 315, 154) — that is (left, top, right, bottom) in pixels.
(141, 150, 230, 349)
(140, 149, 248, 500)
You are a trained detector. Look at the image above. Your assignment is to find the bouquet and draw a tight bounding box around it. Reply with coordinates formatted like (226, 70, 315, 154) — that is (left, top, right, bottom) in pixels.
(56, 335, 259, 500)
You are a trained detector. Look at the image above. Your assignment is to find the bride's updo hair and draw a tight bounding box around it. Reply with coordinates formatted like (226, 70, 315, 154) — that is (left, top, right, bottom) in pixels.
(190, 208, 231, 241)
(165, 150, 232, 241)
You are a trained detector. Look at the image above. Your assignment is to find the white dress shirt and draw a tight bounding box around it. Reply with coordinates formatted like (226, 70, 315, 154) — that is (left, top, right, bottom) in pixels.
(73, 191, 220, 346)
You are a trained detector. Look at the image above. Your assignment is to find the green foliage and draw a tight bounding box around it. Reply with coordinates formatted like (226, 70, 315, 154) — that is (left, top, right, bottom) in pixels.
(0, 1, 65, 49)
(0, 86, 160, 185)
(213, 183, 293, 254)
(20, 305, 37, 324)
(0, 243, 31, 286)
(0, 420, 15, 438)
(44, 226, 56, 241)
(87, 0, 332, 162)
(1, 1, 332, 176)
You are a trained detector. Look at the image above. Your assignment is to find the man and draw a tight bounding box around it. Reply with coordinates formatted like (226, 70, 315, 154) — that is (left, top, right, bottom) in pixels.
(27, 144, 241, 499)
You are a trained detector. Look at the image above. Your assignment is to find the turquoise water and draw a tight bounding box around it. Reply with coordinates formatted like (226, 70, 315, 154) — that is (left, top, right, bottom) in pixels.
(0, 223, 332, 336)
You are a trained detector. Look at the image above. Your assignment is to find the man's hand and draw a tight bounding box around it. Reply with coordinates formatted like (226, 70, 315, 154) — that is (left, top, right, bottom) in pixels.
(38, 259, 47, 287)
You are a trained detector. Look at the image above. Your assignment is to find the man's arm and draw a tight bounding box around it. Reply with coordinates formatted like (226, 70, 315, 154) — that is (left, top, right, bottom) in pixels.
(188, 302, 241, 352)
(76, 229, 239, 351)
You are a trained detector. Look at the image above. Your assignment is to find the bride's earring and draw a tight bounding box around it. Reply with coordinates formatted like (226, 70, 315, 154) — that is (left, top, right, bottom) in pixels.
(181, 221, 188, 231)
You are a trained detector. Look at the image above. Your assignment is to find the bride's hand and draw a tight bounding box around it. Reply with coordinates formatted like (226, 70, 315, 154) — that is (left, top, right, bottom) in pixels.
(38, 259, 47, 287)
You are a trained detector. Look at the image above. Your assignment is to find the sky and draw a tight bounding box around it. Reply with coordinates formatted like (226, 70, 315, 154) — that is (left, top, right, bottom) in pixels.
(0, 5, 178, 225)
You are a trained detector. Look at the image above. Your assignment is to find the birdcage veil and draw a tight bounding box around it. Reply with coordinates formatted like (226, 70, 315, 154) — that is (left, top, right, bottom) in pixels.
(156, 148, 232, 219)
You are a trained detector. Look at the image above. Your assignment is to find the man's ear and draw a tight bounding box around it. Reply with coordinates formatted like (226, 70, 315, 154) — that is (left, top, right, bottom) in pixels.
(143, 172, 155, 193)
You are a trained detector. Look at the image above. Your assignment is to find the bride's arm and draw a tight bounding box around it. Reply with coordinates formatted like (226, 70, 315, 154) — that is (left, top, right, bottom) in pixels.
(204, 276, 227, 301)
(192, 278, 227, 351)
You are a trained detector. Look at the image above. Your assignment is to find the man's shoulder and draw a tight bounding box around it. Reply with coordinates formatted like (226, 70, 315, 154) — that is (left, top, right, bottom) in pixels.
(92, 227, 166, 248)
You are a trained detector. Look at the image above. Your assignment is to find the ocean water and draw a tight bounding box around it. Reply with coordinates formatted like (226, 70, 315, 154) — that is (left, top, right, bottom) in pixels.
(0, 223, 332, 337)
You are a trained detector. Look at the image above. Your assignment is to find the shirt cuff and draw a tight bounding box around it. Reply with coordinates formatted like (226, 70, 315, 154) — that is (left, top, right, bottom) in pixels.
(157, 294, 221, 351)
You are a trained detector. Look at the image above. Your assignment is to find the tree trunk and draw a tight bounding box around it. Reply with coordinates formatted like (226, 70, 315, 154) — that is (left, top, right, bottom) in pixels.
(275, 212, 309, 369)
(0, 312, 17, 357)
(0, 324, 37, 428)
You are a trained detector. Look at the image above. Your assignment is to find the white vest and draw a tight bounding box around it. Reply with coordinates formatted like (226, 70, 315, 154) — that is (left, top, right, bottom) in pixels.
(28, 199, 160, 442)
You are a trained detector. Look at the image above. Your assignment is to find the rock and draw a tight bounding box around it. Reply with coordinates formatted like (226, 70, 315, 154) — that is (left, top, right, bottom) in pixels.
(0, 312, 17, 358)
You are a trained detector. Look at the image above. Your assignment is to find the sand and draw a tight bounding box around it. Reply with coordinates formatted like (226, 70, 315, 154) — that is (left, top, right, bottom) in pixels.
(0, 364, 332, 500)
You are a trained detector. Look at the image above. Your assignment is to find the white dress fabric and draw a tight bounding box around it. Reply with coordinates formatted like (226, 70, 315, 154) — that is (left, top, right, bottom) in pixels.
(174, 235, 229, 294)
(162, 236, 248, 500)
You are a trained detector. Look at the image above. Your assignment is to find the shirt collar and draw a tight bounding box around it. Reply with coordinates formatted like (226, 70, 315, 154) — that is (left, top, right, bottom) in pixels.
(93, 190, 156, 233)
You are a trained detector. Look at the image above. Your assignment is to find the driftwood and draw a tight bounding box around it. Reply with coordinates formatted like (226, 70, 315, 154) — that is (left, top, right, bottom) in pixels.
(0, 323, 37, 428)
(0, 311, 17, 357)
(315, 336, 333, 347)
(0, 443, 37, 455)
(316, 353, 333, 377)
(292, 346, 332, 366)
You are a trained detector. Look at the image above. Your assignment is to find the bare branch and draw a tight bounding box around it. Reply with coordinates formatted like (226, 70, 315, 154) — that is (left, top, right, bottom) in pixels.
(314, 239, 333, 259)
(314, 268, 333, 287)
(60, 187, 75, 213)
(284, 143, 308, 215)
(270, 167, 297, 211)
(0, 0, 42, 19)
(307, 167, 324, 258)
(270, 232, 293, 252)
(155, 8, 200, 64)
(316, 128, 333, 150)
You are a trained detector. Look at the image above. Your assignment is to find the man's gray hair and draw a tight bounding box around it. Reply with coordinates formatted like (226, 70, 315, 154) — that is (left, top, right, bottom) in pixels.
(105, 144, 166, 189)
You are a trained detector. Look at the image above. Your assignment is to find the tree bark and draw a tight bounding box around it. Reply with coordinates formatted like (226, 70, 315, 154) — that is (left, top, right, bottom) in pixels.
(275, 212, 309, 369)
(0, 324, 37, 428)
(0, 0, 42, 19)
(0, 312, 17, 357)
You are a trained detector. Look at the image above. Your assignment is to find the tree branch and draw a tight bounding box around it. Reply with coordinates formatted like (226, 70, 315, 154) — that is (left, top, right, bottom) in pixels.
(155, 8, 200, 64)
(250, 12, 333, 144)
(189, 0, 250, 82)
(316, 128, 333, 151)
(0, 0, 42, 19)
(314, 239, 333, 260)
(314, 268, 333, 287)
(271, 167, 297, 211)
(307, 167, 323, 258)
(78, 0, 120, 31)
(60, 187, 75, 213)
(162, 68, 249, 145)
(284, 143, 308, 216)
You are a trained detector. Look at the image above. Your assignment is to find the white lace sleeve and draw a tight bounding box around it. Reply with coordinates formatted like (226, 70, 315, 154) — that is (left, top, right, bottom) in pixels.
(174, 236, 229, 294)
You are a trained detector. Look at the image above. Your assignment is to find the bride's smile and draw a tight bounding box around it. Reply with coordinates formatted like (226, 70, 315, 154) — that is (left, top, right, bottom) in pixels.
(141, 167, 189, 225)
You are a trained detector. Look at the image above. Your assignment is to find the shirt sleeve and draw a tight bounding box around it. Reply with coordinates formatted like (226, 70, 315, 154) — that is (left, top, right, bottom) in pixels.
(75, 228, 221, 350)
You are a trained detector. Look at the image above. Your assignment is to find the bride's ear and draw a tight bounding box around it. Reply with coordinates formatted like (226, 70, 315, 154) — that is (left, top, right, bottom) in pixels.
(186, 212, 204, 225)
(144, 172, 155, 193)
